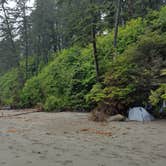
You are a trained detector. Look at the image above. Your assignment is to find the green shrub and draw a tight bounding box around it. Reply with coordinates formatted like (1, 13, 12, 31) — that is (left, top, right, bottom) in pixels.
(86, 83, 106, 103)
(44, 96, 62, 111)
(117, 18, 146, 54)
(20, 77, 43, 108)
(20, 46, 96, 110)
(158, 6, 166, 32)
(0, 69, 21, 107)
(97, 17, 146, 73)
(149, 84, 166, 106)
(90, 32, 166, 113)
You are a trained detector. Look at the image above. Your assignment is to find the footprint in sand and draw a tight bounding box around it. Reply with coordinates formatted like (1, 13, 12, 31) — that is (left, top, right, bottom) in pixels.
(63, 160, 73, 166)
(73, 153, 80, 157)
(39, 155, 47, 160)
(15, 155, 20, 158)
(26, 161, 33, 164)
(56, 160, 73, 166)
(56, 153, 61, 157)
(100, 147, 105, 151)
(8, 145, 13, 150)
(0, 162, 7, 165)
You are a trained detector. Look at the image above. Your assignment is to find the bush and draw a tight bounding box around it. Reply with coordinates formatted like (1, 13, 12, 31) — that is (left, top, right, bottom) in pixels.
(158, 6, 166, 32)
(0, 69, 21, 107)
(20, 46, 96, 110)
(149, 84, 166, 107)
(44, 96, 63, 112)
(117, 18, 146, 54)
(86, 83, 106, 104)
(90, 32, 166, 114)
(20, 77, 43, 108)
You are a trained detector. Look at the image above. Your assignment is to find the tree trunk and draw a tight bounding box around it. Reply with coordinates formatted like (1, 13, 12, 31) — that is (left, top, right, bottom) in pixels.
(128, 0, 134, 18)
(22, 1, 29, 80)
(92, 23, 99, 82)
(90, 0, 99, 82)
(114, 0, 121, 48)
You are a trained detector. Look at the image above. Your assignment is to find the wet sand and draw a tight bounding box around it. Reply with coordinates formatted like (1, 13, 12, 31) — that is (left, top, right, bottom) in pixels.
(0, 110, 166, 166)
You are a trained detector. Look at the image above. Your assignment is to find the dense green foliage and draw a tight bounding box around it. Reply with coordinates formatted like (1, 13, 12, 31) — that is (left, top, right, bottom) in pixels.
(0, 69, 20, 107)
(90, 33, 166, 113)
(0, 6, 166, 115)
(20, 46, 95, 110)
(1, 0, 166, 75)
(18, 15, 151, 111)
(150, 84, 166, 107)
(88, 7, 166, 114)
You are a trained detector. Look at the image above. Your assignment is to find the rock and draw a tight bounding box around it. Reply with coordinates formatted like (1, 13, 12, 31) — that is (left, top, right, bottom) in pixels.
(1, 106, 11, 110)
(108, 114, 125, 122)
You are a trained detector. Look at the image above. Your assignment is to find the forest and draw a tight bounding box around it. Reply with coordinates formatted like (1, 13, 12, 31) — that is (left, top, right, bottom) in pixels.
(0, 0, 166, 117)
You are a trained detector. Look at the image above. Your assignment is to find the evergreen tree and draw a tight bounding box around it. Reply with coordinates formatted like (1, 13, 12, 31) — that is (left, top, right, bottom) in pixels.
(0, 0, 19, 69)
(32, 0, 56, 64)
(15, 0, 33, 79)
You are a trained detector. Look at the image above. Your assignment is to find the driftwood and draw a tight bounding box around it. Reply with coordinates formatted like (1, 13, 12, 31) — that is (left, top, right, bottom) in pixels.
(108, 114, 126, 122)
(0, 110, 40, 118)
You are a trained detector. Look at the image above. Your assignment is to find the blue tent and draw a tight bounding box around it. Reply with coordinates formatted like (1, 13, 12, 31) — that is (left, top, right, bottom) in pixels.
(128, 107, 154, 122)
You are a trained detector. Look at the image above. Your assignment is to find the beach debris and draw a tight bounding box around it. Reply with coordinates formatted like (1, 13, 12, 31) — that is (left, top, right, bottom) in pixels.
(0, 109, 39, 118)
(7, 128, 17, 133)
(108, 114, 125, 122)
(90, 110, 108, 122)
(0, 106, 11, 110)
(79, 128, 112, 136)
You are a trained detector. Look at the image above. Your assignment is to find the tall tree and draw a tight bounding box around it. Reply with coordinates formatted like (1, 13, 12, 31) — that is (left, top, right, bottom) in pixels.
(0, 0, 17, 56)
(32, 0, 56, 64)
(0, 0, 19, 68)
(90, 0, 100, 81)
(15, 0, 32, 79)
(114, 0, 121, 48)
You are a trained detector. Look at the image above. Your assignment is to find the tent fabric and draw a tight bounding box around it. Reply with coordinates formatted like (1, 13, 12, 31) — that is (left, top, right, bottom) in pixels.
(159, 100, 166, 113)
(128, 107, 154, 122)
(163, 100, 166, 108)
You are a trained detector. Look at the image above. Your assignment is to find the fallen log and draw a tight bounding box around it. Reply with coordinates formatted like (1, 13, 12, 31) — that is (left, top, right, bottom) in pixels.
(0, 110, 40, 118)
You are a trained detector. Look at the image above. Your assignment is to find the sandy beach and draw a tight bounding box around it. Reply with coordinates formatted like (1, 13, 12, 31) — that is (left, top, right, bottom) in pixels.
(0, 109, 166, 166)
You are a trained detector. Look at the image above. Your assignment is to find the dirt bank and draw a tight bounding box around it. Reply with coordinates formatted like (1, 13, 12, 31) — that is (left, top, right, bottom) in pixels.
(0, 110, 166, 166)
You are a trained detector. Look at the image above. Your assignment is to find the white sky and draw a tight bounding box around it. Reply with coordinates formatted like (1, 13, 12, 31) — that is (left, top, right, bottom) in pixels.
(9, 0, 35, 8)
(0, 0, 35, 41)
(0, 0, 35, 22)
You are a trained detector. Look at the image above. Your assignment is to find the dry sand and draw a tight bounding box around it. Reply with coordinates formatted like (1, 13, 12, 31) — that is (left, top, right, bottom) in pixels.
(0, 109, 166, 166)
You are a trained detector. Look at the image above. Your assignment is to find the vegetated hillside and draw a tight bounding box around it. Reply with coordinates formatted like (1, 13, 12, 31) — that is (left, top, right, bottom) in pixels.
(0, 7, 166, 114)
